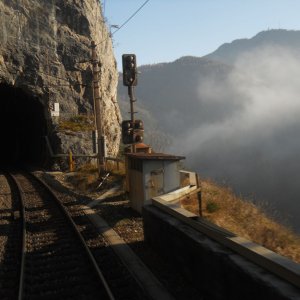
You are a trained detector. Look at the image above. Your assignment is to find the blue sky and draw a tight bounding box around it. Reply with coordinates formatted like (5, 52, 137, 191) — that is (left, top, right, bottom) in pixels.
(103, 0, 300, 69)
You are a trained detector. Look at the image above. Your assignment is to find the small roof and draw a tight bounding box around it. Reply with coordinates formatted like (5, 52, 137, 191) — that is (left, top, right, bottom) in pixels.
(126, 152, 185, 161)
(135, 143, 151, 149)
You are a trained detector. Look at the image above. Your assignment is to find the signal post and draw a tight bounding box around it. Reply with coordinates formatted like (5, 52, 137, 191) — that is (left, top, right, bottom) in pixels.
(129, 85, 136, 153)
(122, 54, 144, 152)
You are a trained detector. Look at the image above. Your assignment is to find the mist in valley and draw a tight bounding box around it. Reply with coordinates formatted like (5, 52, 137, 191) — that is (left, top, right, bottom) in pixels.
(118, 31, 300, 233)
(176, 46, 300, 232)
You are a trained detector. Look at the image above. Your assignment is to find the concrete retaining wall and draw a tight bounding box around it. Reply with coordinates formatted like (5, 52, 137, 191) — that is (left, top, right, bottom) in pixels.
(143, 205, 300, 300)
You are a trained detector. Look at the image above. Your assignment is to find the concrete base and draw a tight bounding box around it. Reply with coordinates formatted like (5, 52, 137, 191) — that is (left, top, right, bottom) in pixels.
(143, 205, 300, 300)
(83, 204, 174, 300)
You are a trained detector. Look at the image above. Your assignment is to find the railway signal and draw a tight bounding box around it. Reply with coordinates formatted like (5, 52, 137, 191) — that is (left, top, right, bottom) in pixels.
(122, 120, 144, 144)
(122, 53, 144, 152)
(133, 120, 144, 143)
(122, 120, 133, 144)
(122, 54, 137, 86)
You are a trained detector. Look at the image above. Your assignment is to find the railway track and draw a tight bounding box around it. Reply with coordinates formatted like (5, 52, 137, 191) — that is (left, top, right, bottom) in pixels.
(0, 172, 23, 300)
(1, 171, 114, 300)
(35, 174, 153, 300)
(2, 168, 298, 299)
(0, 170, 155, 300)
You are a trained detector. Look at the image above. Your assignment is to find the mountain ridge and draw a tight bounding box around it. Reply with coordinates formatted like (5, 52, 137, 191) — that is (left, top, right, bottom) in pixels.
(205, 29, 300, 63)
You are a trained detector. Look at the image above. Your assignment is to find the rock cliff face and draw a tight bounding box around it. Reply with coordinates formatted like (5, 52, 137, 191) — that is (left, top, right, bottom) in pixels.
(0, 0, 121, 161)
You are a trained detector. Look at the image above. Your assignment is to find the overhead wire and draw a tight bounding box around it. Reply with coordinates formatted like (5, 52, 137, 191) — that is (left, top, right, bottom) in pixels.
(4, 0, 151, 55)
(2, 0, 151, 84)
(16, 0, 22, 40)
(95, 0, 150, 46)
(103, 0, 106, 17)
(111, 0, 150, 36)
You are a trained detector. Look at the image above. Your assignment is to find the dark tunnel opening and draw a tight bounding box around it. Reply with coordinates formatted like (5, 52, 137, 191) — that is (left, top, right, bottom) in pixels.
(0, 83, 48, 168)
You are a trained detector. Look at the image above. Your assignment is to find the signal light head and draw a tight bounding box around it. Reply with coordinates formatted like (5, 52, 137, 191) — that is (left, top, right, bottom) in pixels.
(134, 120, 144, 129)
(121, 120, 133, 144)
(122, 54, 137, 86)
(121, 119, 144, 144)
(122, 120, 132, 130)
(134, 134, 143, 143)
(133, 120, 144, 143)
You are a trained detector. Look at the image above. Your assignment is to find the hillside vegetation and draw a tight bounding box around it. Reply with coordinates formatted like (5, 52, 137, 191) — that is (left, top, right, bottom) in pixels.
(58, 115, 95, 132)
(181, 178, 300, 263)
(61, 161, 300, 263)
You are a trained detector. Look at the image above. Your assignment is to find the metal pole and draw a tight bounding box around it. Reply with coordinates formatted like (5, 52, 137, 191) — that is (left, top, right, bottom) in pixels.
(128, 86, 136, 153)
(91, 40, 105, 172)
(196, 174, 202, 216)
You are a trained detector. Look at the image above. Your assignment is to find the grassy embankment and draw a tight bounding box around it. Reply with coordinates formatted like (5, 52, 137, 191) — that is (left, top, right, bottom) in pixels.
(181, 178, 300, 263)
(71, 162, 300, 263)
(58, 115, 95, 132)
(68, 162, 300, 263)
(66, 161, 125, 191)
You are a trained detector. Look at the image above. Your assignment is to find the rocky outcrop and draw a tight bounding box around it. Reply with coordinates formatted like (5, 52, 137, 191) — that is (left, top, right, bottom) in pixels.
(0, 0, 121, 158)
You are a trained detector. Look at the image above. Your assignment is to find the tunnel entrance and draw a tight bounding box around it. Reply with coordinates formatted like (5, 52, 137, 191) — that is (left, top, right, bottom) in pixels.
(0, 83, 48, 167)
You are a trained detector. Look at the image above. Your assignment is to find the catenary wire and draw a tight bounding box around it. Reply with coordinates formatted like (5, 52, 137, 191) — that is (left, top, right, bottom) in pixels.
(2, 1, 143, 82)
(95, 0, 150, 46)
(111, 0, 150, 35)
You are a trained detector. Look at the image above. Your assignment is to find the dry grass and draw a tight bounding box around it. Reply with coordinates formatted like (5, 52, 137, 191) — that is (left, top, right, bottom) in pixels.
(181, 178, 300, 263)
(66, 161, 126, 192)
(67, 163, 99, 191)
(59, 115, 95, 132)
(105, 159, 126, 176)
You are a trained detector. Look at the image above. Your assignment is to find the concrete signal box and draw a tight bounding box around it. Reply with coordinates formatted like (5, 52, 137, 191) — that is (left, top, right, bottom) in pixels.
(126, 152, 185, 213)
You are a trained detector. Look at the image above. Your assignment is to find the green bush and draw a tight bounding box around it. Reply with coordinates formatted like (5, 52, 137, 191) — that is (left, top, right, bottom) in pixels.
(206, 201, 220, 213)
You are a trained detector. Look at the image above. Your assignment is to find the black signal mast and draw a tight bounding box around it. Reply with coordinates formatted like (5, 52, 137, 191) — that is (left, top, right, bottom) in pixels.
(122, 54, 143, 153)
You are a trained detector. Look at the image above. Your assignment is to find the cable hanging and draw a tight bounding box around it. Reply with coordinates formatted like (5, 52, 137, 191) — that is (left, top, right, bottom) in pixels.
(111, 0, 150, 35)
(2, 1, 151, 82)
(95, 0, 150, 46)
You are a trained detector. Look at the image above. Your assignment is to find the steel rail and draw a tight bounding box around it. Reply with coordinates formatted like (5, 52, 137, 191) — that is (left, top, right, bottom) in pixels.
(28, 172, 115, 300)
(152, 196, 300, 289)
(5, 173, 27, 300)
